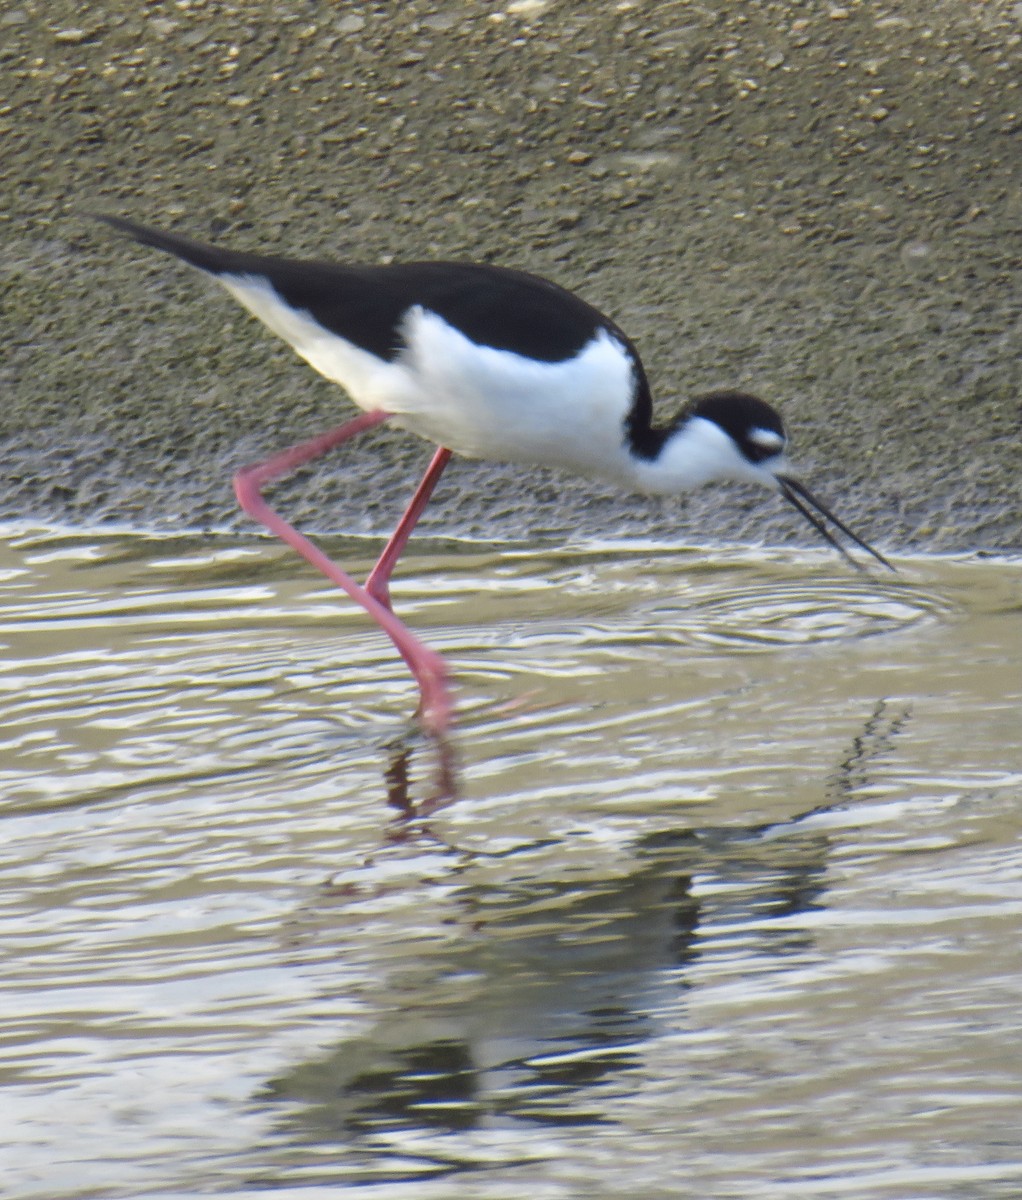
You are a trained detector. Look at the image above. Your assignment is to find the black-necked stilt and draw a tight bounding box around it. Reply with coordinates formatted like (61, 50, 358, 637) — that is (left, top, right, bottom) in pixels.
(96, 215, 891, 735)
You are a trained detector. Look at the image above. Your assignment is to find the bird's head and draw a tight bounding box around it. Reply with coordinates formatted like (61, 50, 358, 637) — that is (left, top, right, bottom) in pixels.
(681, 390, 893, 571)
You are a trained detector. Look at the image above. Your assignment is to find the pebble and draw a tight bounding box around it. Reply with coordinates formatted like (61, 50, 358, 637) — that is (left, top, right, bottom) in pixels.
(901, 238, 931, 261)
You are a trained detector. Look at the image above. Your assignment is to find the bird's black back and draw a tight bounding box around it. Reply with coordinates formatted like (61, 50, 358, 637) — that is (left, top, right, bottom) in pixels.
(99, 217, 637, 355)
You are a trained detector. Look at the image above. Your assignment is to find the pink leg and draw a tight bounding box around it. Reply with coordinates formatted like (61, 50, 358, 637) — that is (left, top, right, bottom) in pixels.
(233, 410, 454, 736)
(365, 446, 452, 610)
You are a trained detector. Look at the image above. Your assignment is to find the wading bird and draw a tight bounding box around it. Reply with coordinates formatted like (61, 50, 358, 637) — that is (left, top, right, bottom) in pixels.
(97, 216, 891, 735)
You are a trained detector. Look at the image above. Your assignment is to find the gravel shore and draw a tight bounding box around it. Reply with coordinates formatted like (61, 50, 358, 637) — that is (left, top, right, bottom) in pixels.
(3, 1, 1020, 551)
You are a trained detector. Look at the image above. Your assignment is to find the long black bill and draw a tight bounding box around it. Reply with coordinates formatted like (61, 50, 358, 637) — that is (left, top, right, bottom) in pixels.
(777, 476, 894, 573)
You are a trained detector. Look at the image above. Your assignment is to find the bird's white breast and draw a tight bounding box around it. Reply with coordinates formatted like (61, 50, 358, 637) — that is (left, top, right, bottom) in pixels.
(394, 309, 637, 471)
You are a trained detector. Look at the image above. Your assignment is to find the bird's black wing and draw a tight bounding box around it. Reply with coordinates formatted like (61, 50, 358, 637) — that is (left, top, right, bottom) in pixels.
(96, 214, 655, 425)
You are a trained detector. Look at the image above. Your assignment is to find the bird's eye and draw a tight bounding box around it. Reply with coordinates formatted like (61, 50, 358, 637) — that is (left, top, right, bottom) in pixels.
(742, 427, 785, 463)
(748, 427, 785, 451)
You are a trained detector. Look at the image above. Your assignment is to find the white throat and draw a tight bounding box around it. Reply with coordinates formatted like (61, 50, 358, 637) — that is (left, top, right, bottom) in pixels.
(624, 416, 781, 495)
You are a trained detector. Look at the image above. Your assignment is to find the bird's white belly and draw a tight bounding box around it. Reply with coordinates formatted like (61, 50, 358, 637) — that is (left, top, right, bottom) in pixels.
(382, 309, 637, 476)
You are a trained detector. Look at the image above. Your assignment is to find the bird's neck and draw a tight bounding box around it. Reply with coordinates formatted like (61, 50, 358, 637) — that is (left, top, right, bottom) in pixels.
(621, 416, 751, 495)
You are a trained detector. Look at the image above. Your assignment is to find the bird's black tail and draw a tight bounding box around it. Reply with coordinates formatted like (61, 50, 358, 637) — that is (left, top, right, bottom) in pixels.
(91, 214, 252, 277)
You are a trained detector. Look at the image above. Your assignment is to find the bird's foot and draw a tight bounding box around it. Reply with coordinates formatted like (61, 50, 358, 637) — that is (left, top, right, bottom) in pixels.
(415, 648, 454, 739)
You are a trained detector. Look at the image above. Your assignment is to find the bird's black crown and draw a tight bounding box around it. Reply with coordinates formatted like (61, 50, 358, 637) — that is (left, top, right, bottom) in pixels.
(689, 390, 786, 464)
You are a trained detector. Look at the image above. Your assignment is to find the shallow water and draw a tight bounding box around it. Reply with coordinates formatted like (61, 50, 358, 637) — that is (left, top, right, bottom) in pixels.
(1, 528, 1020, 1199)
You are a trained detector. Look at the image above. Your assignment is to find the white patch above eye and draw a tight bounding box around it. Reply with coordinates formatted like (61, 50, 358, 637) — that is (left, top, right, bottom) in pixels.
(749, 427, 785, 449)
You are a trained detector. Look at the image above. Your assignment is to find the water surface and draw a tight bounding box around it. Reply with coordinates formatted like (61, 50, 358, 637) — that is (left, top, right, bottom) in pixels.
(1, 529, 1020, 1198)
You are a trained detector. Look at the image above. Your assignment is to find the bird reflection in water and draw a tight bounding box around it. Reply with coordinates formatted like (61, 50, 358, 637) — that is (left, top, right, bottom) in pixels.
(257, 700, 910, 1172)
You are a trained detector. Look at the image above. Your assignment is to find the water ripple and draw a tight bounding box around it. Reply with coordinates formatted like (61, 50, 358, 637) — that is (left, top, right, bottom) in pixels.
(0, 529, 1020, 1199)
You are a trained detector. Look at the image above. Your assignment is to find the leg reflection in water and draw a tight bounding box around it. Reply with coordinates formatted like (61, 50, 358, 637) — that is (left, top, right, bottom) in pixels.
(380, 731, 459, 823)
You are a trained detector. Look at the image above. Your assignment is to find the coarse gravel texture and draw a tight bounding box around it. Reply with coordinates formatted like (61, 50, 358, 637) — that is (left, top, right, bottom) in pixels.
(2, 0, 1020, 553)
